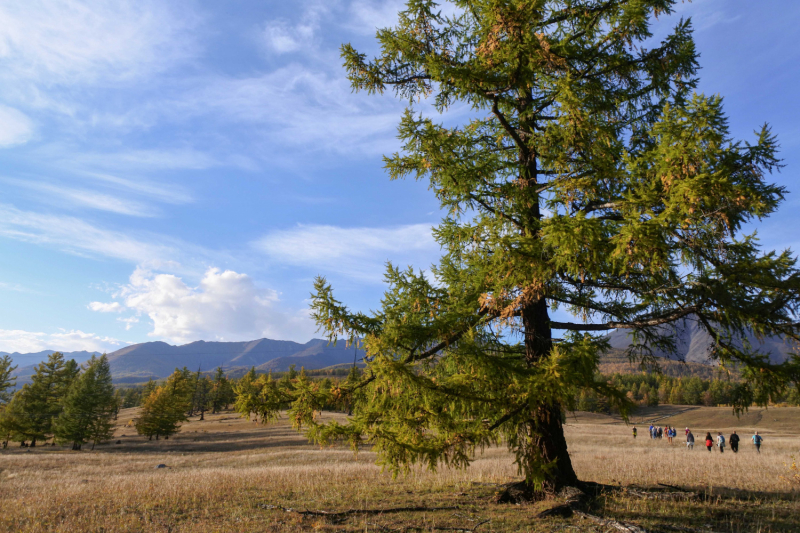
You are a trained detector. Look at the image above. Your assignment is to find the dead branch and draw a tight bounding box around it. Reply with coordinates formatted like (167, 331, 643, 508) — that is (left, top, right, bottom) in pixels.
(574, 510, 648, 533)
(657, 483, 694, 493)
(626, 489, 699, 501)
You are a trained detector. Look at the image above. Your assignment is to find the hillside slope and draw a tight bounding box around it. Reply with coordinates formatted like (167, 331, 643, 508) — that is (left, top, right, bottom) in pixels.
(106, 338, 365, 381)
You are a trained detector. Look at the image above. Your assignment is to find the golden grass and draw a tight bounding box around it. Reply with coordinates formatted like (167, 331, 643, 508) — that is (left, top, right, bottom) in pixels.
(1, 407, 799, 532)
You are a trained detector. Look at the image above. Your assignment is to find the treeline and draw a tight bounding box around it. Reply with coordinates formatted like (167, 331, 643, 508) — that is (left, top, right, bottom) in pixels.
(578, 373, 800, 412)
(0, 352, 116, 450)
(0, 354, 239, 447)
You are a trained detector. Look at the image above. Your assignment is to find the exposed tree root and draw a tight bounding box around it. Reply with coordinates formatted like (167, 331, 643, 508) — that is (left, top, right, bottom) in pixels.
(494, 480, 549, 503)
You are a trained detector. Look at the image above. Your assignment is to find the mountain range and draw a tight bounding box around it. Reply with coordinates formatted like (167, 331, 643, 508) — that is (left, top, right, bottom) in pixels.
(607, 318, 796, 364)
(5, 318, 796, 385)
(7, 339, 366, 385)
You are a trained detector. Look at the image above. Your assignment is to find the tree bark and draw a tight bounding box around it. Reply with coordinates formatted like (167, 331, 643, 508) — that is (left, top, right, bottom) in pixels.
(521, 295, 579, 493)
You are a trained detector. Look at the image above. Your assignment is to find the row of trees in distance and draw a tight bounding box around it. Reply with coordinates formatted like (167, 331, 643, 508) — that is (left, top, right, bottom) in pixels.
(578, 373, 800, 413)
(3, 352, 799, 450)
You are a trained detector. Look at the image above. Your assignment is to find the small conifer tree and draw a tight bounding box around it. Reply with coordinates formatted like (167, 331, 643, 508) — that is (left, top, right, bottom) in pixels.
(0, 355, 17, 406)
(135, 385, 187, 440)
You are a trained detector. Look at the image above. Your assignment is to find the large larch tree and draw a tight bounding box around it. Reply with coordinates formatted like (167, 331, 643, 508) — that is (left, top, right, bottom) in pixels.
(267, 0, 800, 495)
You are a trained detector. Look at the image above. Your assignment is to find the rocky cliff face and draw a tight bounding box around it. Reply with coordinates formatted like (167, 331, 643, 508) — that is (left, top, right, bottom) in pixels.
(605, 317, 796, 364)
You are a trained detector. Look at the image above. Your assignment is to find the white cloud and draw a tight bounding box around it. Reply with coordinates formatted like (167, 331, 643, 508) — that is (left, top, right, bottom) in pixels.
(254, 223, 439, 282)
(263, 19, 313, 54)
(0, 328, 121, 354)
(116, 267, 316, 344)
(0, 105, 33, 146)
(117, 316, 139, 330)
(0, 1, 199, 89)
(88, 301, 123, 313)
(261, 0, 329, 55)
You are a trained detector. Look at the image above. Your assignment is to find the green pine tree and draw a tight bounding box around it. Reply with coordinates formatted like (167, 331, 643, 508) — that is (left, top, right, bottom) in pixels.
(254, 0, 800, 495)
(193, 375, 213, 420)
(140, 378, 157, 404)
(15, 352, 75, 446)
(0, 355, 17, 405)
(54, 355, 117, 450)
(210, 367, 234, 413)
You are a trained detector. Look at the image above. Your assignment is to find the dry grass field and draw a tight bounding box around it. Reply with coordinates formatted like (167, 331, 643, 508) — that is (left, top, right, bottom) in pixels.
(1, 406, 799, 532)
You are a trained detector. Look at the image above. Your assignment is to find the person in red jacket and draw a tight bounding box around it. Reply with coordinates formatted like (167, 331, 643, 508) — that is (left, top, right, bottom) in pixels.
(705, 432, 713, 451)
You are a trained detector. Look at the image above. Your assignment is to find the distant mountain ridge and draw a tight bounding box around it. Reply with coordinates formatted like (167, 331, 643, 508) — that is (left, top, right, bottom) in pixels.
(105, 338, 365, 382)
(606, 317, 797, 364)
(5, 318, 795, 386)
(5, 350, 104, 388)
(2, 350, 102, 370)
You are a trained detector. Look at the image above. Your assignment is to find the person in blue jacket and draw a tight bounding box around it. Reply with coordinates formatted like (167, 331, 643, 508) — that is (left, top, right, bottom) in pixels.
(752, 431, 763, 453)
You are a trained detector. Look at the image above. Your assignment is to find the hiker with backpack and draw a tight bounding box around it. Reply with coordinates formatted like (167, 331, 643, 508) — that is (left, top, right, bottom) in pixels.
(729, 431, 740, 453)
(716, 432, 725, 453)
(752, 431, 763, 453)
(686, 430, 695, 450)
(705, 432, 713, 451)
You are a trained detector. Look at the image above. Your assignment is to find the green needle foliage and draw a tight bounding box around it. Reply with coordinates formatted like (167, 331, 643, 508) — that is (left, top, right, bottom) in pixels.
(0, 355, 17, 406)
(54, 355, 116, 451)
(264, 0, 800, 493)
(6, 352, 80, 446)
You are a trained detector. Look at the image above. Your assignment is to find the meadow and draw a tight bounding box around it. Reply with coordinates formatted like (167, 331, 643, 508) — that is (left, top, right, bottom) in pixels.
(1, 406, 798, 532)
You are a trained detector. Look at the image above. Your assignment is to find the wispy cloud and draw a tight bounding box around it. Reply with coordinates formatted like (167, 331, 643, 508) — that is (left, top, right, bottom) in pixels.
(83, 173, 193, 205)
(117, 316, 139, 330)
(2, 178, 158, 217)
(0, 0, 200, 91)
(179, 66, 403, 156)
(0, 105, 34, 146)
(88, 301, 123, 313)
(0, 328, 122, 354)
(253, 223, 439, 282)
(0, 281, 32, 293)
(0, 203, 185, 264)
(346, 0, 404, 35)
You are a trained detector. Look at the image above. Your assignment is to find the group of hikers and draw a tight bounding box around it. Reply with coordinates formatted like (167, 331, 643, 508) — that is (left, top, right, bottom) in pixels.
(632, 425, 764, 453)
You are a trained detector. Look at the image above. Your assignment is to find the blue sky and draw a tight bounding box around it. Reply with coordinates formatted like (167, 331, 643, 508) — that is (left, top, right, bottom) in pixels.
(0, 0, 798, 353)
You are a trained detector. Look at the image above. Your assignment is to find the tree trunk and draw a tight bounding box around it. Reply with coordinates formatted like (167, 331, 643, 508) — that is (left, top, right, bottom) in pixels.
(30, 437, 36, 448)
(520, 297, 579, 493)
